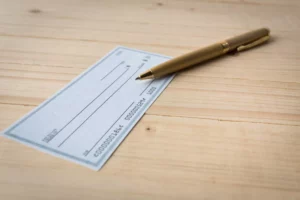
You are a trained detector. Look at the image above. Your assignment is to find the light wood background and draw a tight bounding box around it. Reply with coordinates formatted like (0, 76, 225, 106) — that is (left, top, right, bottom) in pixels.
(1, 0, 300, 199)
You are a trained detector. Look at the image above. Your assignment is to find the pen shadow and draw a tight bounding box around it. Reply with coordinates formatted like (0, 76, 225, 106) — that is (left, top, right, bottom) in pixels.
(175, 36, 275, 76)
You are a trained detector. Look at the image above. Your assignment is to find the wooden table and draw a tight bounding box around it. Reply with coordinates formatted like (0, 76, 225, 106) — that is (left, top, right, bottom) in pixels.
(1, 0, 300, 199)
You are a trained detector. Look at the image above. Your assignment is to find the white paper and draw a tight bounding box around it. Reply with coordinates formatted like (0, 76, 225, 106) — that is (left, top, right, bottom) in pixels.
(1, 46, 174, 170)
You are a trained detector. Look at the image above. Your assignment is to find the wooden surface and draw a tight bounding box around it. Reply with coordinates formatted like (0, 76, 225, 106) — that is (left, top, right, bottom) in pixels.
(1, 0, 300, 199)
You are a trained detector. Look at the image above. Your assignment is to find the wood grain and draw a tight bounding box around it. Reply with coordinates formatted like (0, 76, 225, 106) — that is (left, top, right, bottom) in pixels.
(0, 0, 300, 199)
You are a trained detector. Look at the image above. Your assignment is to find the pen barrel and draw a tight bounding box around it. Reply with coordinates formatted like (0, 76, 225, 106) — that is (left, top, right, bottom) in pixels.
(151, 43, 224, 78)
(149, 28, 269, 79)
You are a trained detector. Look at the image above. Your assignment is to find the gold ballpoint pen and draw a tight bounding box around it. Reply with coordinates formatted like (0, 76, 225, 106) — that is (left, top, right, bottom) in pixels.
(136, 28, 270, 80)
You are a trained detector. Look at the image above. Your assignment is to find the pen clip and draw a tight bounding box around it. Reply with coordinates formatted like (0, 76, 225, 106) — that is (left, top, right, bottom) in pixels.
(236, 35, 270, 52)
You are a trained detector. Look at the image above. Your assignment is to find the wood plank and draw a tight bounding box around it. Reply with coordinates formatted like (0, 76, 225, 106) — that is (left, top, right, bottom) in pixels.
(1, 50, 300, 125)
(0, 111, 300, 199)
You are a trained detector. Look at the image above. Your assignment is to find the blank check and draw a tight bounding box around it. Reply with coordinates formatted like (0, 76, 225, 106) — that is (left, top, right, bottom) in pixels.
(1, 46, 174, 170)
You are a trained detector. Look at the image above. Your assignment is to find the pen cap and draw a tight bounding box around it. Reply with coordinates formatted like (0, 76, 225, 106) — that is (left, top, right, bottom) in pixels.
(226, 28, 270, 51)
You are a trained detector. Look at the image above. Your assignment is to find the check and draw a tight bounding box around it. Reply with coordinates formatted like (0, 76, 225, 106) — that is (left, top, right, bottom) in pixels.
(1, 46, 174, 170)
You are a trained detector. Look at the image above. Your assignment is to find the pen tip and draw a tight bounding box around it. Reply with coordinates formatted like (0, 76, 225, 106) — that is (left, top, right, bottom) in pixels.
(135, 77, 140, 80)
